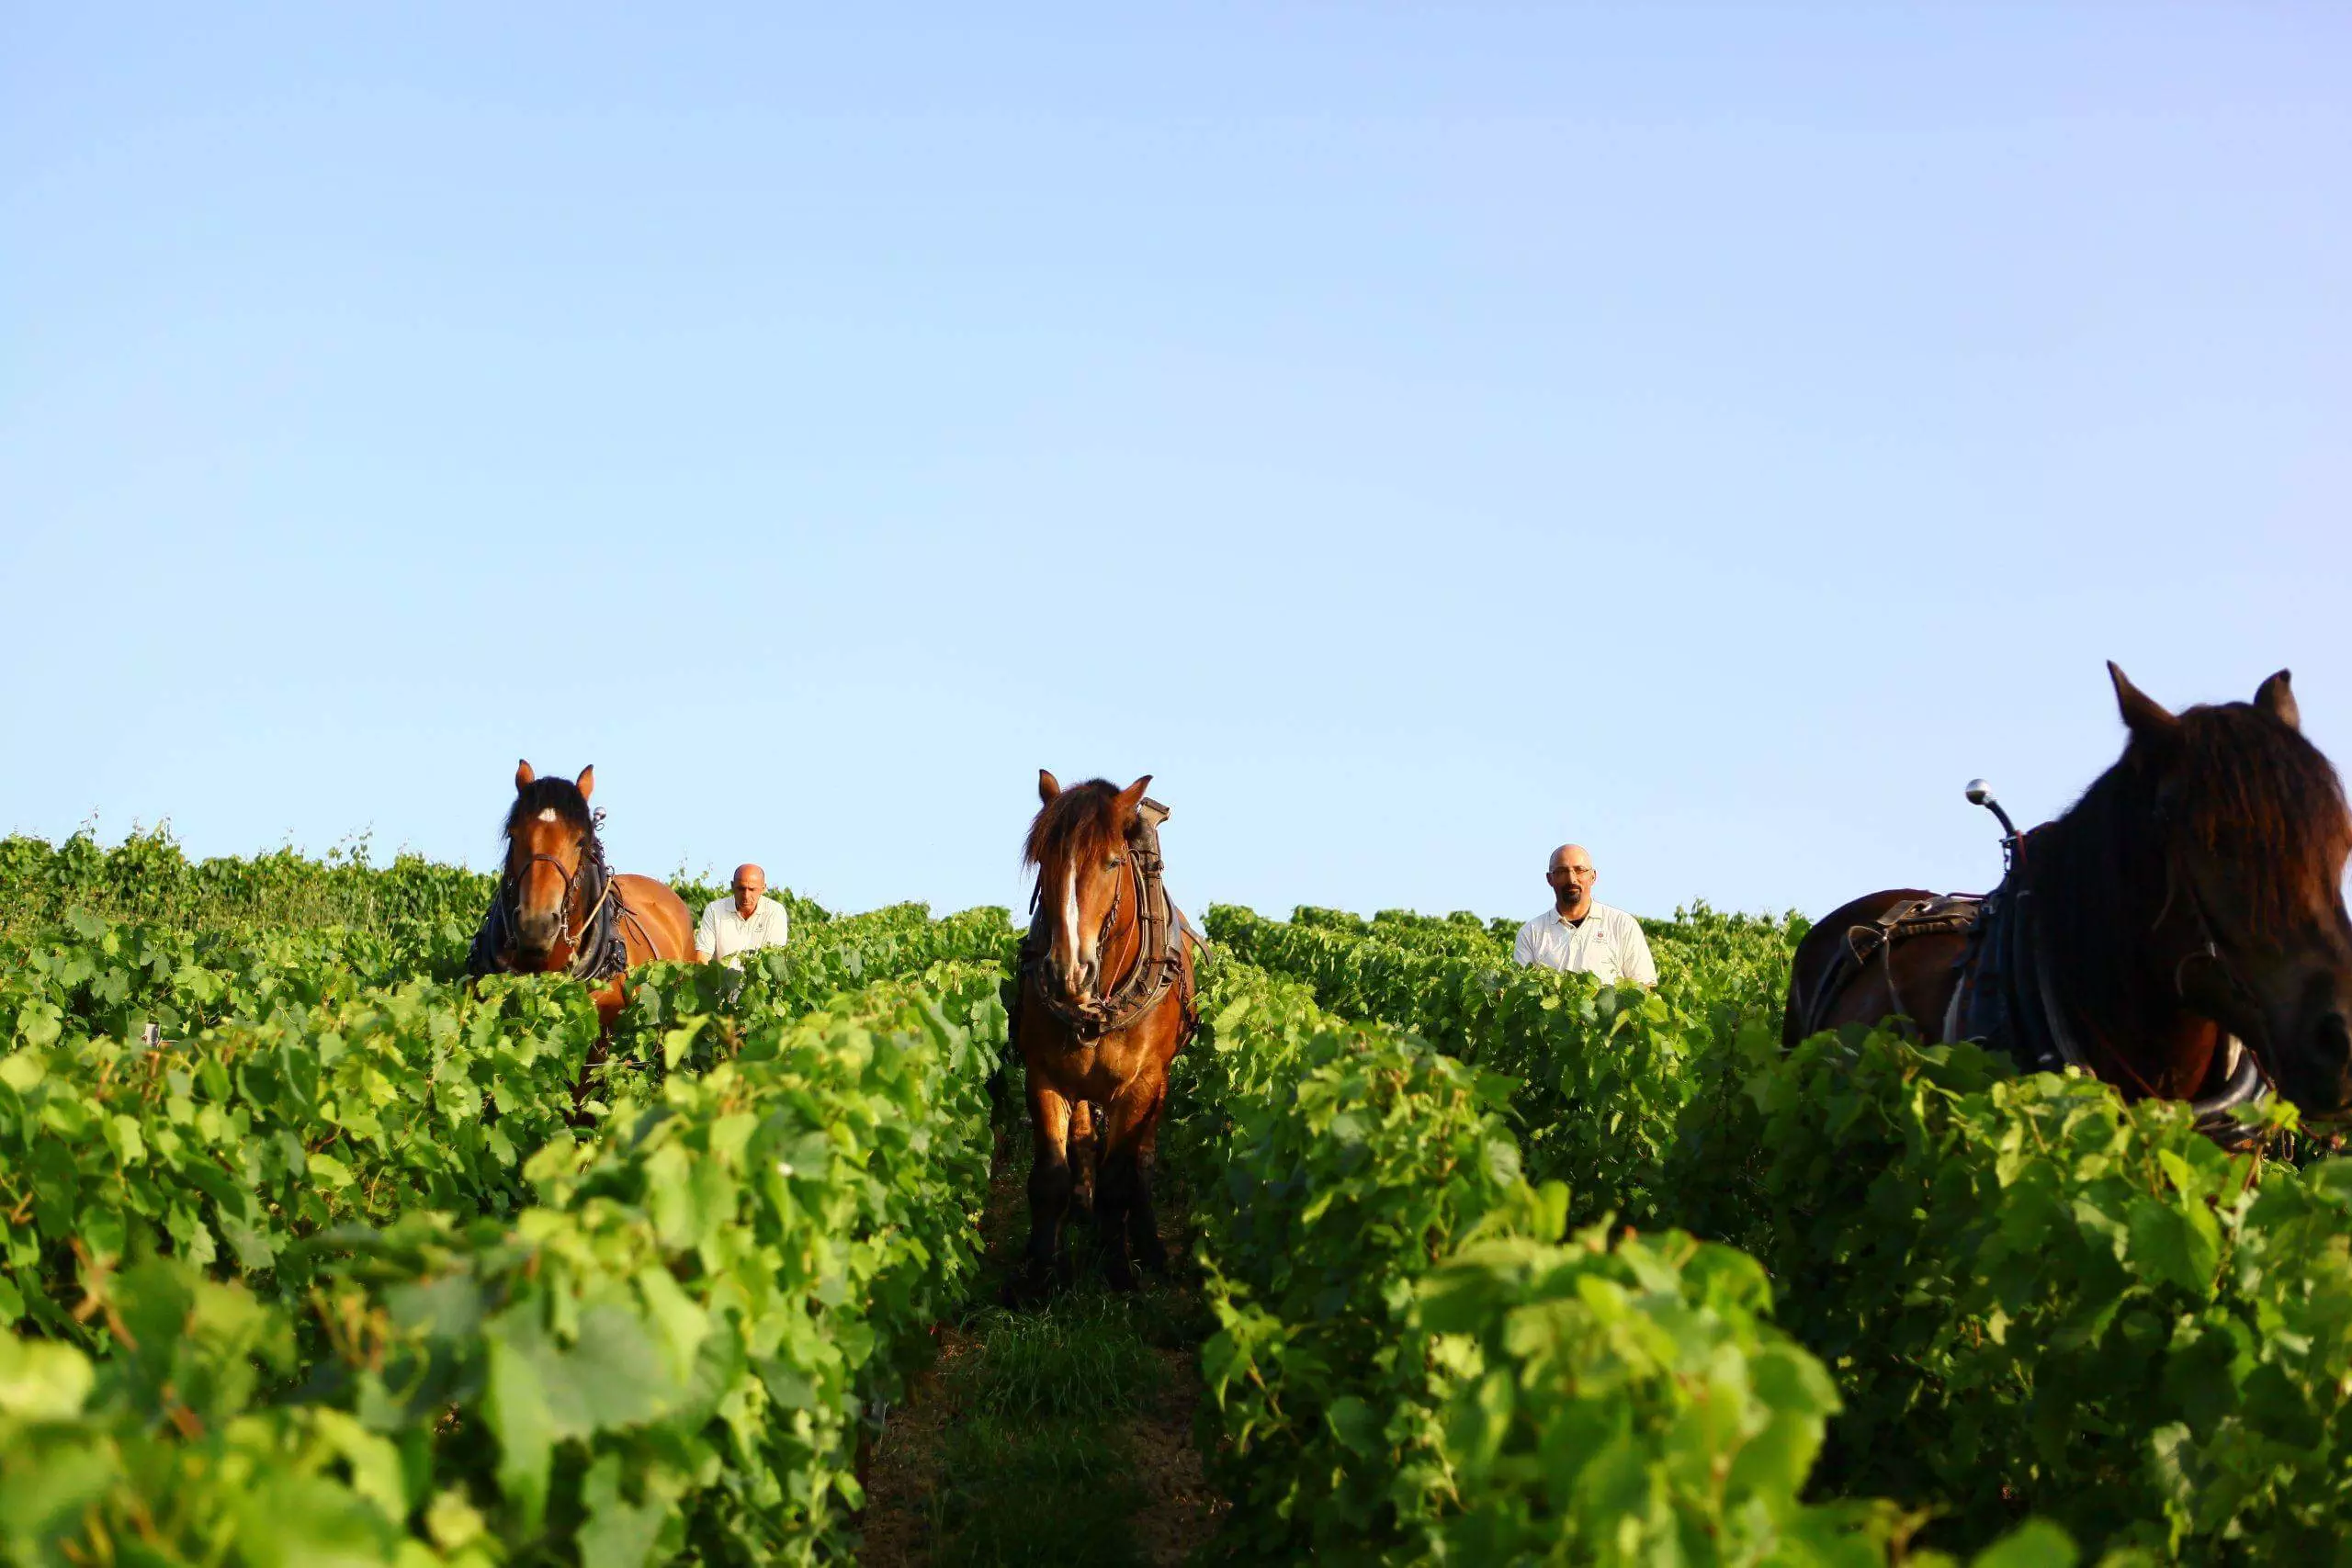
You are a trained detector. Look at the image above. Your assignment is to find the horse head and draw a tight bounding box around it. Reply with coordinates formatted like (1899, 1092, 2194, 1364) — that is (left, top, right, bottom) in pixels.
(503, 760, 600, 966)
(2109, 664, 2352, 1117)
(1024, 770, 1152, 1018)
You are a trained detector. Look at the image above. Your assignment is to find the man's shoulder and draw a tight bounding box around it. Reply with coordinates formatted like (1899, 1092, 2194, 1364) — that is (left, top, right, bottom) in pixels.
(1517, 909, 1557, 938)
(1590, 903, 1646, 935)
(700, 896, 735, 919)
(757, 897, 789, 924)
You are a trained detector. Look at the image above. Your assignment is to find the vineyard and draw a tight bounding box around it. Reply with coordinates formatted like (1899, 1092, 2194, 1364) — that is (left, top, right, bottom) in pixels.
(6, 830, 2351, 1566)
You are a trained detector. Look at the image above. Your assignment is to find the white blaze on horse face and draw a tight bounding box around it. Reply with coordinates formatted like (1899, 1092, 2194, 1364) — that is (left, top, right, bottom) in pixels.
(537, 808, 559, 823)
(1059, 860, 1089, 998)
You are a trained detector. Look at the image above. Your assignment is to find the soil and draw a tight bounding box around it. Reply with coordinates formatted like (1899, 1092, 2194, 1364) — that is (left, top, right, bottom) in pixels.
(1124, 1345, 1224, 1564)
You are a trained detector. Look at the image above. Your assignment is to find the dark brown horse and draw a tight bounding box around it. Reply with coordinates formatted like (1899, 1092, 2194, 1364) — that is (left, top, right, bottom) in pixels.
(1011, 772, 1197, 1296)
(469, 761, 699, 1029)
(1788, 665, 2352, 1125)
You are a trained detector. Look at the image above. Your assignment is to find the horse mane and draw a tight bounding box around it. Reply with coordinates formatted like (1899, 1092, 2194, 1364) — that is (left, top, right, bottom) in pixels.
(1023, 779, 1129, 877)
(2035, 697, 2351, 1029)
(2167, 704, 2352, 928)
(503, 776, 597, 844)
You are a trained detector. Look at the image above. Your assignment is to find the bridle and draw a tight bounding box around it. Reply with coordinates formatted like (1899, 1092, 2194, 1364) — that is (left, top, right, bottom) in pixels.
(506, 852, 600, 933)
(2166, 880, 2255, 1017)
(490, 817, 631, 985)
(1091, 855, 1131, 967)
(1017, 798, 1192, 1043)
(2149, 805, 2271, 1031)
(1025, 851, 1133, 1027)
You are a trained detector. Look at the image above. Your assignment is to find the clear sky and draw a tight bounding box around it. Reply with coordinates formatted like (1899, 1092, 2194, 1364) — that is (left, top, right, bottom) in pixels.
(5, 4, 2347, 924)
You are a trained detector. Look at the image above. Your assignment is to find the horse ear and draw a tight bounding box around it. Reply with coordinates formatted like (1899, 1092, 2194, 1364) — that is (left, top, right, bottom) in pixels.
(1038, 769, 1061, 805)
(2109, 662, 2181, 743)
(2254, 670, 2301, 732)
(515, 760, 535, 792)
(576, 765, 595, 801)
(1115, 775, 1153, 819)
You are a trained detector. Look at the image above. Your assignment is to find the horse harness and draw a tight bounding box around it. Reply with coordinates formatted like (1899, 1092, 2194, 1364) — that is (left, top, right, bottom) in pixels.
(1018, 795, 1196, 1043)
(1798, 863, 2270, 1144)
(468, 820, 643, 987)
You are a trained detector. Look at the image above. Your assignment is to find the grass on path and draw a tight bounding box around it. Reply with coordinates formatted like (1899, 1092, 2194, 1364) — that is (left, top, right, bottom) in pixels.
(859, 1129, 1227, 1566)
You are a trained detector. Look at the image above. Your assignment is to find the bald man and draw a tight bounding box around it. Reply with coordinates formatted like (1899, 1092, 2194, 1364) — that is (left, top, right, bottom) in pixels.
(695, 863, 791, 967)
(1512, 843, 1657, 986)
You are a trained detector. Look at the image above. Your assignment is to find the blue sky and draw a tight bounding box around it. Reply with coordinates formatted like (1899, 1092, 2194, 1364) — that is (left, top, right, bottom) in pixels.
(5, 4, 2347, 923)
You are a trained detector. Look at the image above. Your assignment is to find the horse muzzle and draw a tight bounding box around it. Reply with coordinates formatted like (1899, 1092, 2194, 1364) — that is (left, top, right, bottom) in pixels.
(1052, 955, 1101, 1006)
(2301, 1010, 2352, 1118)
(514, 914, 563, 957)
(2261, 1009, 2352, 1122)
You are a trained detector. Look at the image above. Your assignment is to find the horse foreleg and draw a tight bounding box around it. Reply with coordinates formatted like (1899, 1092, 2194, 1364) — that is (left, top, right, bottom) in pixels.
(1016, 1080, 1076, 1302)
(1069, 1099, 1098, 1221)
(1125, 1077, 1171, 1275)
(1094, 1075, 1170, 1292)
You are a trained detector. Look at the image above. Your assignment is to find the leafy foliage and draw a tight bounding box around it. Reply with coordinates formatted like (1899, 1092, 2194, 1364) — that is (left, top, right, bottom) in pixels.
(14, 837, 2348, 1564)
(1679, 1022, 2352, 1560)
(1414, 1227, 1905, 1567)
(1174, 958, 1947, 1565)
(0, 1262, 458, 1568)
(3, 908, 458, 1053)
(0, 964, 1005, 1566)
(1204, 904, 1735, 1225)
(0, 826, 831, 958)
(1288, 904, 1511, 959)
(1172, 960, 1529, 1552)
(1, 961, 603, 1339)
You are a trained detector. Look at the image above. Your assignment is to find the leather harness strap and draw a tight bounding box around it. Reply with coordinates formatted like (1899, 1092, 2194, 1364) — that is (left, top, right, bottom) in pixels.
(1798, 894, 1986, 1043)
(1801, 871, 2269, 1144)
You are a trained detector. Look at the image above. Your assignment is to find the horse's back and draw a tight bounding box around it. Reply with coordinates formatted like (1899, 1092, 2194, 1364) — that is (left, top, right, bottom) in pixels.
(1785, 886, 1962, 1046)
(615, 874, 698, 962)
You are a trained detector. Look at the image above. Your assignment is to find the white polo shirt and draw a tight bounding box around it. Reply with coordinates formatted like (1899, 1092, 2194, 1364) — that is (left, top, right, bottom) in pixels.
(696, 895, 790, 967)
(1512, 902, 1657, 986)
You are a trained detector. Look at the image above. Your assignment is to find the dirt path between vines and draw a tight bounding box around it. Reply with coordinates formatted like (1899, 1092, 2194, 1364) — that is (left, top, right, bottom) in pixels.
(859, 1142, 1227, 1566)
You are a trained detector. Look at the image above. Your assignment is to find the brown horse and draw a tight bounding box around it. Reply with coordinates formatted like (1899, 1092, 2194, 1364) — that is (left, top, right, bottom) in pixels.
(1788, 664, 2352, 1126)
(468, 761, 699, 1029)
(1011, 772, 1197, 1297)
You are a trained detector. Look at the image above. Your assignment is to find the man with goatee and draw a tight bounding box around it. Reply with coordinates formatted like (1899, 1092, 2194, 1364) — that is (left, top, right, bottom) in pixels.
(1512, 843, 1656, 986)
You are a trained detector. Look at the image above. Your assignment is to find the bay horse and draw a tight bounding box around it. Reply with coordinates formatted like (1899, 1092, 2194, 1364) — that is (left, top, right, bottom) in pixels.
(1787, 664, 2352, 1131)
(468, 761, 699, 1033)
(1011, 772, 1196, 1297)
